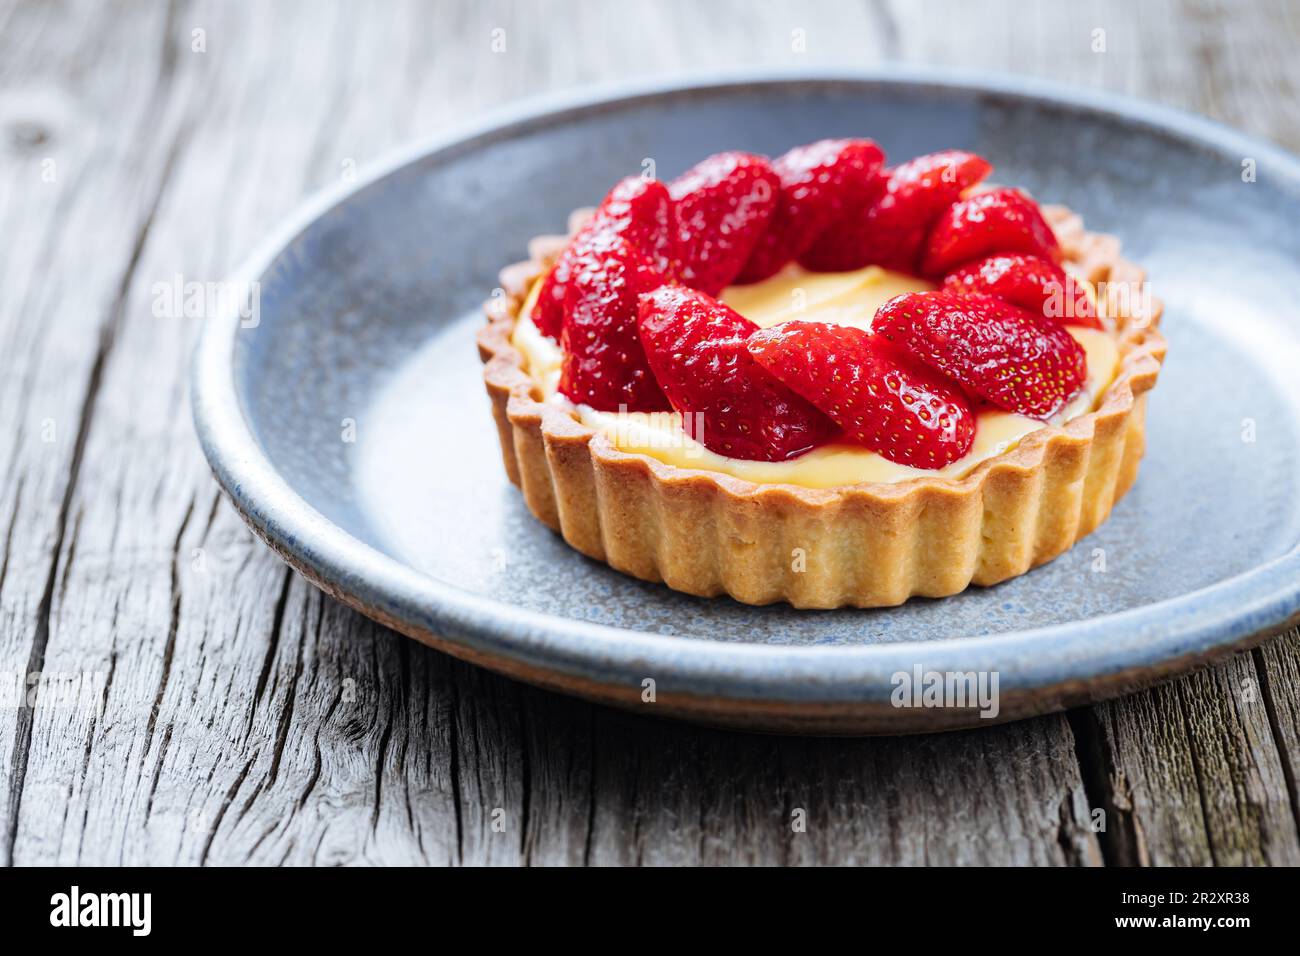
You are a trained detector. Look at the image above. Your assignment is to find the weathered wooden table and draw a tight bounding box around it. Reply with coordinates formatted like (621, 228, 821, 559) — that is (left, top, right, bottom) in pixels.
(2, 0, 1298, 866)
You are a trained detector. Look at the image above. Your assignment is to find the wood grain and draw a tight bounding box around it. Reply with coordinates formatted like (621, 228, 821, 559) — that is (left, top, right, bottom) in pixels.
(0, 0, 1297, 865)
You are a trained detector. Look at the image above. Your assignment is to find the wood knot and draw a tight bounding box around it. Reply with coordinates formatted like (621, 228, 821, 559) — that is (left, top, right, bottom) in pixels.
(9, 119, 50, 150)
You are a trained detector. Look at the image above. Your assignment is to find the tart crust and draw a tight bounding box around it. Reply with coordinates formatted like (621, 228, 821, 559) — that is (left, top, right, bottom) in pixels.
(477, 205, 1166, 609)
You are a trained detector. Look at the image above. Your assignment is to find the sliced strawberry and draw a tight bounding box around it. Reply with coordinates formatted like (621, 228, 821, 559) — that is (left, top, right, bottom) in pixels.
(558, 232, 671, 412)
(532, 176, 675, 339)
(669, 152, 781, 296)
(735, 139, 886, 284)
(747, 322, 975, 468)
(921, 187, 1060, 275)
(800, 150, 992, 274)
(637, 285, 837, 461)
(942, 253, 1101, 329)
(872, 290, 1086, 419)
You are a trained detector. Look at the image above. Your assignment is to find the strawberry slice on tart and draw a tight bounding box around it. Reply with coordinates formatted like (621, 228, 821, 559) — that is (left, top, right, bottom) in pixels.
(736, 138, 886, 284)
(942, 253, 1101, 329)
(800, 150, 993, 274)
(533, 175, 675, 340)
(872, 290, 1087, 420)
(637, 285, 838, 461)
(668, 151, 782, 296)
(747, 321, 976, 468)
(558, 232, 671, 412)
(921, 187, 1061, 275)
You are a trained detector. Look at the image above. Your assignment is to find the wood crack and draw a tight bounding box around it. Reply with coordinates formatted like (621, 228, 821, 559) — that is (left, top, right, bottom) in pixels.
(199, 755, 255, 867)
(1065, 707, 1142, 866)
(296, 688, 339, 815)
(370, 644, 399, 835)
(246, 568, 294, 740)
(518, 684, 531, 863)
(262, 575, 305, 789)
(0, 477, 23, 598)
(447, 664, 464, 865)
(198, 491, 222, 546)
(1252, 643, 1300, 838)
(582, 707, 597, 867)
(142, 496, 196, 762)
(144, 723, 175, 819)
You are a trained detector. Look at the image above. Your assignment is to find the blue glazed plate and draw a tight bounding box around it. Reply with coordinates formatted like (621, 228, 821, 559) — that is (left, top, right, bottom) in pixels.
(192, 69, 1300, 733)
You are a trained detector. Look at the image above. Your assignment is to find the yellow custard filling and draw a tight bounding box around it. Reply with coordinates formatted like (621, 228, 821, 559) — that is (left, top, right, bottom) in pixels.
(511, 265, 1119, 487)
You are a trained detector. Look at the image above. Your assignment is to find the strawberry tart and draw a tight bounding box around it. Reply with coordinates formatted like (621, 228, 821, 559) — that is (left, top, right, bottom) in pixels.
(478, 141, 1165, 608)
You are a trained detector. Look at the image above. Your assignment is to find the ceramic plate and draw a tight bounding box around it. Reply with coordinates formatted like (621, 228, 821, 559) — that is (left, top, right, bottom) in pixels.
(193, 69, 1300, 733)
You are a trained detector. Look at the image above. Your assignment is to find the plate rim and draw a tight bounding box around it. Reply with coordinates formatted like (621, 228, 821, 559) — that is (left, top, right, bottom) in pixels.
(191, 65, 1300, 705)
